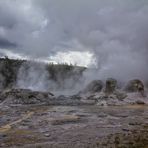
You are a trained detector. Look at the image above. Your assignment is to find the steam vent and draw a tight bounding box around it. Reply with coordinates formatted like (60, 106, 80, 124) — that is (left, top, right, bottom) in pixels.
(0, 58, 147, 148)
(0, 0, 148, 147)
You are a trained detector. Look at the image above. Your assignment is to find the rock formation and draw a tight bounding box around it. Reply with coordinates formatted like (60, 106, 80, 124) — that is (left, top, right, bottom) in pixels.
(125, 79, 145, 97)
(81, 80, 103, 94)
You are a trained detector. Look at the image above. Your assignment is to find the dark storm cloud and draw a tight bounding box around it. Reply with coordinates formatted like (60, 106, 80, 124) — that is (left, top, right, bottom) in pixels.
(0, 0, 148, 81)
(0, 37, 17, 48)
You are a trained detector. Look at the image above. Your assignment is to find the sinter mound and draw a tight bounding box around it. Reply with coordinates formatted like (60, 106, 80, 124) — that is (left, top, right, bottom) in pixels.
(125, 79, 145, 96)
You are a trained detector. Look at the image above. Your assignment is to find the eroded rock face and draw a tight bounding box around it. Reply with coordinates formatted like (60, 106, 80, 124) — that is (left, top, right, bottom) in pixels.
(125, 79, 145, 96)
(81, 80, 103, 94)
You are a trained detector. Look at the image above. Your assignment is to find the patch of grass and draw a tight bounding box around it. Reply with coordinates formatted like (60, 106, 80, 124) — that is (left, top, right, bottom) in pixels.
(3, 128, 43, 147)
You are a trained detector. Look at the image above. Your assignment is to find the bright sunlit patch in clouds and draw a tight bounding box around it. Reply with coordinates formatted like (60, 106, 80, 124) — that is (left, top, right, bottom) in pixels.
(0, 49, 96, 67)
(49, 51, 97, 67)
(0, 49, 29, 60)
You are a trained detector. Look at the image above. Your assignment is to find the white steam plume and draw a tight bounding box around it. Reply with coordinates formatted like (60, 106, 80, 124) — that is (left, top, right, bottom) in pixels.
(0, 0, 147, 86)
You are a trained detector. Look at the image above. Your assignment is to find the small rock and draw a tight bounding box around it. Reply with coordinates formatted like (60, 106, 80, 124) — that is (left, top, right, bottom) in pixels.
(129, 122, 142, 126)
(135, 100, 145, 105)
(44, 133, 50, 137)
(98, 113, 107, 118)
(0, 134, 7, 138)
(122, 128, 130, 132)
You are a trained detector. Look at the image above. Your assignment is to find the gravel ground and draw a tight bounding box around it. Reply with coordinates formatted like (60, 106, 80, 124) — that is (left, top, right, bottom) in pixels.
(0, 88, 148, 148)
(0, 104, 148, 148)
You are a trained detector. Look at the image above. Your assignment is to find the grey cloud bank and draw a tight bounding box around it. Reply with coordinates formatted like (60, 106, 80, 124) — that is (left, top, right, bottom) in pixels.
(0, 37, 17, 49)
(0, 0, 148, 82)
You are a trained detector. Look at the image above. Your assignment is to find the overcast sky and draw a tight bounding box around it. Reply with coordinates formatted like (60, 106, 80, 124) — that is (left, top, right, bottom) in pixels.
(0, 0, 148, 79)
